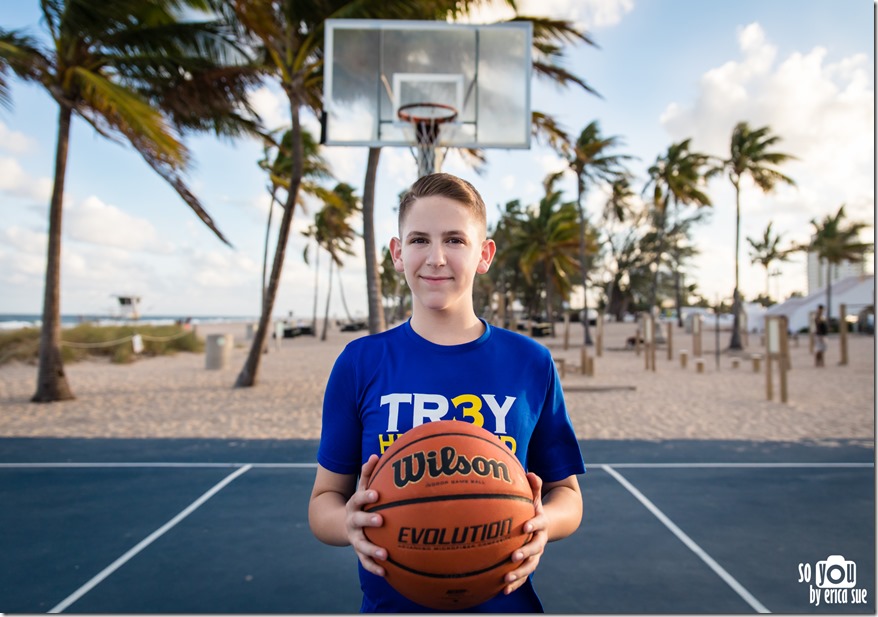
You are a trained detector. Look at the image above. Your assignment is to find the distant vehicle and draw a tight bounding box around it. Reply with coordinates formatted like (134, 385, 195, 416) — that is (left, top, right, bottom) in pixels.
(515, 316, 552, 337)
(339, 320, 368, 332)
(283, 320, 315, 338)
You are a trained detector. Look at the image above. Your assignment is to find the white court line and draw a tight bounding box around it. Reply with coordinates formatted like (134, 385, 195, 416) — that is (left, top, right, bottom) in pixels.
(0, 462, 316, 469)
(602, 464, 771, 614)
(599, 462, 873, 469)
(48, 464, 252, 614)
(0, 461, 872, 470)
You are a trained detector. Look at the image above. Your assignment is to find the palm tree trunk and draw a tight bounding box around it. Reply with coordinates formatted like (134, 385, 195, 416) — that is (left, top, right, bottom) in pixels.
(649, 214, 667, 312)
(321, 258, 334, 341)
(33, 105, 75, 402)
(311, 242, 320, 332)
(674, 269, 683, 328)
(544, 262, 555, 338)
(825, 260, 833, 322)
(235, 101, 304, 388)
(729, 180, 743, 349)
(261, 188, 278, 316)
(576, 179, 593, 345)
(363, 147, 386, 334)
(338, 275, 353, 322)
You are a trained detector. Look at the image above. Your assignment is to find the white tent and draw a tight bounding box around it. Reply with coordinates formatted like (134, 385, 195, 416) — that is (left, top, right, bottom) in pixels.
(742, 302, 767, 333)
(765, 275, 875, 333)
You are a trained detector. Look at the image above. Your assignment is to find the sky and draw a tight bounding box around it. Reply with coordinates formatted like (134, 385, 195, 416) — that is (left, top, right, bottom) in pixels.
(0, 0, 874, 320)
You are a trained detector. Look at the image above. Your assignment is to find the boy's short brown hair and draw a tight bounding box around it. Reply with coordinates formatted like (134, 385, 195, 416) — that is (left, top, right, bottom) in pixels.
(398, 173, 487, 233)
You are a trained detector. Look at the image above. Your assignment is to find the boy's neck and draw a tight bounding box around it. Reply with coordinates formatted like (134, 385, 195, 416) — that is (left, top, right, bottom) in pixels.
(409, 310, 485, 346)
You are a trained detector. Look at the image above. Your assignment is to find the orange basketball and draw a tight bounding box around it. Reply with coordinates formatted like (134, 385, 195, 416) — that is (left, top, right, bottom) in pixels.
(363, 420, 535, 610)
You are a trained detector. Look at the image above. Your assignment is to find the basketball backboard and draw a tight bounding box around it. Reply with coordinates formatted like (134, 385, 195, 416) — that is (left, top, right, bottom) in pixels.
(323, 19, 532, 150)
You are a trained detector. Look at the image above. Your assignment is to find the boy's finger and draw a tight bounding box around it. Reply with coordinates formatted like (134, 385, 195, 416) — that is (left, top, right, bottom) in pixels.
(358, 454, 381, 490)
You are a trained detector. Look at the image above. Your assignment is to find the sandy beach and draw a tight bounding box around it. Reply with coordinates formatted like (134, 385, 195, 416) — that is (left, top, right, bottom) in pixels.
(0, 320, 873, 446)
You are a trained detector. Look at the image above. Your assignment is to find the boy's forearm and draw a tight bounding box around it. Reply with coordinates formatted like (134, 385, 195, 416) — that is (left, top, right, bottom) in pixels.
(309, 492, 352, 547)
(542, 482, 583, 542)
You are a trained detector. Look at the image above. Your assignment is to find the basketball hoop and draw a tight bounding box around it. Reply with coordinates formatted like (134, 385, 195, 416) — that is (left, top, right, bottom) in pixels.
(397, 102, 458, 177)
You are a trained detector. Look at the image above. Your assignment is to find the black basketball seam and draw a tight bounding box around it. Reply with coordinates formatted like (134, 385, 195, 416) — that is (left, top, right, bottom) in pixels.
(364, 492, 534, 513)
(386, 554, 510, 579)
(368, 428, 526, 489)
(384, 535, 532, 579)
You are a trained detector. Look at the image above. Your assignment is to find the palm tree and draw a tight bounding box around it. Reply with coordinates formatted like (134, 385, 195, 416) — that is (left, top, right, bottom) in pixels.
(808, 205, 873, 322)
(600, 175, 636, 319)
(302, 182, 360, 341)
(711, 121, 795, 349)
(508, 172, 581, 335)
(0, 1, 260, 402)
(643, 139, 712, 317)
(746, 222, 792, 302)
(259, 128, 333, 315)
(569, 121, 632, 344)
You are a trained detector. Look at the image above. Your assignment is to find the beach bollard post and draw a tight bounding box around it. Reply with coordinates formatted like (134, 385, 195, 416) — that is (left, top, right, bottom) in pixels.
(666, 322, 673, 360)
(679, 349, 688, 369)
(553, 357, 566, 379)
(692, 315, 702, 357)
(596, 314, 603, 357)
(642, 313, 656, 372)
(765, 316, 790, 403)
(839, 303, 849, 366)
(751, 353, 763, 372)
(695, 358, 705, 373)
(731, 358, 740, 369)
(563, 313, 570, 351)
(205, 333, 233, 370)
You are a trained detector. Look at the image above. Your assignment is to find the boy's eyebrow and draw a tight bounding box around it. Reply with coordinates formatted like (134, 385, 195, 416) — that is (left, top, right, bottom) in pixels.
(405, 229, 468, 240)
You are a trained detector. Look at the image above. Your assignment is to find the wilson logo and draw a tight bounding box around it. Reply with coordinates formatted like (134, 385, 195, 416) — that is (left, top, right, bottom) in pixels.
(392, 446, 511, 488)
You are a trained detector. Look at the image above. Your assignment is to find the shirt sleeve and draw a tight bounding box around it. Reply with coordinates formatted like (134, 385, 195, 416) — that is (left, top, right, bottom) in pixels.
(526, 354, 586, 482)
(316, 346, 364, 475)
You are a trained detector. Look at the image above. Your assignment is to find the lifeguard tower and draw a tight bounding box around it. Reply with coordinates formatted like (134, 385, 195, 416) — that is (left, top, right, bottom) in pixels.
(112, 295, 141, 321)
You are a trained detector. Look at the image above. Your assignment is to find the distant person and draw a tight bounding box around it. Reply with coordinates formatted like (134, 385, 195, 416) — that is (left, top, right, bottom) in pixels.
(814, 304, 828, 367)
(308, 173, 585, 612)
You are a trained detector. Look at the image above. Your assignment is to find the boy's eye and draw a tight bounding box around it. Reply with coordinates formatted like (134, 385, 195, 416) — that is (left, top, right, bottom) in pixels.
(447, 237, 465, 245)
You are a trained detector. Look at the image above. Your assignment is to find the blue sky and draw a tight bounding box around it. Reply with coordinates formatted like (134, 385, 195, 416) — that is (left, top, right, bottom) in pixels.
(1, 0, 874, 319)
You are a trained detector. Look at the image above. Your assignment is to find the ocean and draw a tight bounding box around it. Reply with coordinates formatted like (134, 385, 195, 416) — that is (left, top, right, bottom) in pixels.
(0, 314, 259, 331)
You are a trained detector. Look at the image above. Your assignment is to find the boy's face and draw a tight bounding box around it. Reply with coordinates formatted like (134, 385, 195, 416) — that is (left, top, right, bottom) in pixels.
(390, 195, 495, 315)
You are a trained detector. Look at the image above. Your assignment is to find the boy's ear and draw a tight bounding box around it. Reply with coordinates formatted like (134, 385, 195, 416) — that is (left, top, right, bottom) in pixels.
(389, 237, 405, 273)
(477, 239, 497, 274)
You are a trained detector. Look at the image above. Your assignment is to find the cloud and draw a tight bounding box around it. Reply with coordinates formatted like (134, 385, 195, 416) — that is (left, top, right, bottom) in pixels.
(652, 22, 875, 302)
(0, 121, 37, 154)
(248, 85, 289, 132)
(458, 0, 633, 30)
(659, 22, 874, 230)
(0, 227, 46, 285)
(65, 196, 176, 254)
(0, 157, 53, 201)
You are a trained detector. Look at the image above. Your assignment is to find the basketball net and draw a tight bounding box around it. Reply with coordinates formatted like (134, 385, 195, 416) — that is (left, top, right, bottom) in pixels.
(398, 103, 458, 178)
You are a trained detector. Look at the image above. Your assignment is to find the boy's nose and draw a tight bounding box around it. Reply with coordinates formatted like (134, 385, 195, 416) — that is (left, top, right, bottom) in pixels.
(426, 245, 446, 267)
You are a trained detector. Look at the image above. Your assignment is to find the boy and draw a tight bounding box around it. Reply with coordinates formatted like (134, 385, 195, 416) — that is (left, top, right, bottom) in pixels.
(309, 173, 585, 612)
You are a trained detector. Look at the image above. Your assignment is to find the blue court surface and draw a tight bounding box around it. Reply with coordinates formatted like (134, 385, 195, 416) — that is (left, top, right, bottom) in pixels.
(2, 437, 873, 614)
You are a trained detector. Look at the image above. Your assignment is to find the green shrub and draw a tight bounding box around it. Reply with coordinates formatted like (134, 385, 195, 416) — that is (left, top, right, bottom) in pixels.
(0, 324, 204, 366)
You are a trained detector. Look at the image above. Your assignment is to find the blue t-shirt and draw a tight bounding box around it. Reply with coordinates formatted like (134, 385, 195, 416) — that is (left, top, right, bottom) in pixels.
(318, 319, 586, 613)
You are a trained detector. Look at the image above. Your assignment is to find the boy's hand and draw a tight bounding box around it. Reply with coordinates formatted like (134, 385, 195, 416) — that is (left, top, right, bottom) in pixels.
(346, 454, 388, 576)
(503, 472, 548, 595)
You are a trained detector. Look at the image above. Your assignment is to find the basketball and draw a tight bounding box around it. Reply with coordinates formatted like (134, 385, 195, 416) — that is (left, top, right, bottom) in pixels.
(363, 420, 535, 610)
